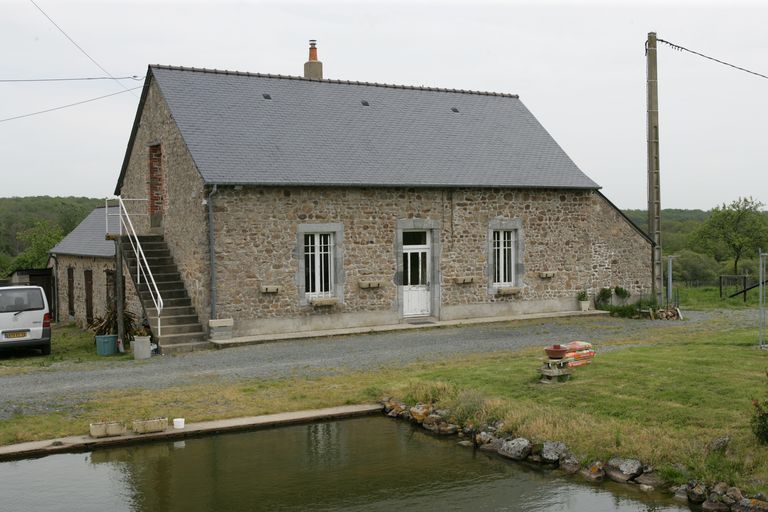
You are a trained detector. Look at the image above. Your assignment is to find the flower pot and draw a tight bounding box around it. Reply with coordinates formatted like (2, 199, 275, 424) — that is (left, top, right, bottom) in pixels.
(545, 345, 568, 359)
(133, 336, 152, 360)
(579, 300, 589, 312)
(90, 421, 124, 438)
(95, 334, 118, 356)
(132, 417, 168, 434)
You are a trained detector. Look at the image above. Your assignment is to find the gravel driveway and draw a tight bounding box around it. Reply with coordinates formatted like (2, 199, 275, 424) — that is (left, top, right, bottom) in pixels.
(0, 309, 757, 419)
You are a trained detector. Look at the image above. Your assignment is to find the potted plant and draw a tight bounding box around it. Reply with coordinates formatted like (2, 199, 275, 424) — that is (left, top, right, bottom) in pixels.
(89, 304, 136, 356)
(576, 290, 590, 311)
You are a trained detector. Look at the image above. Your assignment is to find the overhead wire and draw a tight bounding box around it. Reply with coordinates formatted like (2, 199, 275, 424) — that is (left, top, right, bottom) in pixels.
(0, 86, 143, 123)
(28, 0, 139, 96)
(0, 75, 144, 83)
(656, 37, 768, 81)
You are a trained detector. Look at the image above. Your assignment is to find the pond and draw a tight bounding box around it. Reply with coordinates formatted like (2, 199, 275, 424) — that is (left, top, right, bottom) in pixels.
(1, 416, 689, 511)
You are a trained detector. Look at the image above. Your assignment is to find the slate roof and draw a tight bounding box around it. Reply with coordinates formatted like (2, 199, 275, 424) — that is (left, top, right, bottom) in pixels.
(117, 65, 600, 193)
(49, 206, 117, 258)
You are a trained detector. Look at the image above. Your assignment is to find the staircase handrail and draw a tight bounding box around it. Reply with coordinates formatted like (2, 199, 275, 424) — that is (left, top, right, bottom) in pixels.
(110, 197, 164, 337)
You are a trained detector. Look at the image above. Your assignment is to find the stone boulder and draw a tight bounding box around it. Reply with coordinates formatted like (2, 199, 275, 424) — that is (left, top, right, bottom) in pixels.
(731, 498, 768, 512)
(579, 461, 605, 482)
(541, 441, 567, 465)
(478, 438, 503, 453)
(708, 436, 730, 453)
(605, 457, 643, 483)
(634, 471, 664, 489)
(498, 438, 532, 461)
(409, 404, 430, 423)
(687, 482, 708, 504)
(559, 453, 581, 474)
(702, 498, 730, 511)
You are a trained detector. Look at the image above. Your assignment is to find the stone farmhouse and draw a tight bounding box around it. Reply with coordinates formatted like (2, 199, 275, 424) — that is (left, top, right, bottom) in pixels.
(113, 43, 652, 353)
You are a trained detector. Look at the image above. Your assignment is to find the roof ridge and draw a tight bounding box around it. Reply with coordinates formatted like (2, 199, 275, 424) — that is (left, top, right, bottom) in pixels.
(149, 64, 519, 98)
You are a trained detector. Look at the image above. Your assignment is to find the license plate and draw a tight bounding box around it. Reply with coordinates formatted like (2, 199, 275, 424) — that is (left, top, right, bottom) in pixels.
(4, 331, 28, 339)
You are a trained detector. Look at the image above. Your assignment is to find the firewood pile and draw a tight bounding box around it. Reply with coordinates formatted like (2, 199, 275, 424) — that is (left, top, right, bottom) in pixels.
(651, 306, 682, 320)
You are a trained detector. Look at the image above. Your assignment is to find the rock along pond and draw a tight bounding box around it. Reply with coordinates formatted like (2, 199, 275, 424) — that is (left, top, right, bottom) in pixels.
(1, 416, 690, 511)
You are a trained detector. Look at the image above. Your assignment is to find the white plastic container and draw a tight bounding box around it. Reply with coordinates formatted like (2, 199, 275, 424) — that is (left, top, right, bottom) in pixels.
(173, 418, 185, 429)
(133, 336, 152, 360)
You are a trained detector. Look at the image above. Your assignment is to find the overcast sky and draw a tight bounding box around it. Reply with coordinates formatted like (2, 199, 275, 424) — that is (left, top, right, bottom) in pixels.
(2, 0, 766, 209)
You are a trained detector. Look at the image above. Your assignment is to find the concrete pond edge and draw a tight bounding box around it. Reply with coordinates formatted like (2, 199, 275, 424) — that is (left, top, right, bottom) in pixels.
(382, 399, 768, 512)
(0, 404, 382, 462)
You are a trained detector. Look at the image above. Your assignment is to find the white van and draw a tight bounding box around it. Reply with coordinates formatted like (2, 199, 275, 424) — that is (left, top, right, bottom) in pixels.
(0, 285, 51, 355)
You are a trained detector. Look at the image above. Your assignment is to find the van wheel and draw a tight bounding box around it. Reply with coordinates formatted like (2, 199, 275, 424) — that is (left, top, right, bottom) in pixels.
(40, 344, 51, 356)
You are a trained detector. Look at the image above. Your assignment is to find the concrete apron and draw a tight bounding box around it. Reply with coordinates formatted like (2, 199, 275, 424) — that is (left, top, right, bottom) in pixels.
(0, 404, 383, 462)
(214, 310, 610, 348)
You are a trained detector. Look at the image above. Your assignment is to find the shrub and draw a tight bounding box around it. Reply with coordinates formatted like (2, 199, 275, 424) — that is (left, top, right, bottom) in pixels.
(576, 290, 589, 302)
(614, 286, 631, 302)
(595, 288, 613, 309)
(752, 371, 768, 444)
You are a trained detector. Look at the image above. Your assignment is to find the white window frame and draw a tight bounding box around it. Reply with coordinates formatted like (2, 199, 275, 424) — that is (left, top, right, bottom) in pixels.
(492, 229, 516, 286)
(487, 217, 524, 292)
(296, 223, 344, 305)
(303, 232, 335, 299)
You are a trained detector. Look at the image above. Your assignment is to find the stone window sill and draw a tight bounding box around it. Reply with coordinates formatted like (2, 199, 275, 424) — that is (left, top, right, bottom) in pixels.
(495, 286, 522, 296)
(310, 297, 338, 307)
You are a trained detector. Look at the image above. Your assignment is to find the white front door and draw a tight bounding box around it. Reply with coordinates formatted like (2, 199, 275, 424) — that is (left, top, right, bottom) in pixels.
(402, 231, 431, 317)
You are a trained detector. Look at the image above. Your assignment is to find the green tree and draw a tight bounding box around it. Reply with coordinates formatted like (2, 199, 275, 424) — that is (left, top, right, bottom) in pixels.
(12, 220, 63, 270)
(693, 197, 768, 274)
(672, 250, 720, 284)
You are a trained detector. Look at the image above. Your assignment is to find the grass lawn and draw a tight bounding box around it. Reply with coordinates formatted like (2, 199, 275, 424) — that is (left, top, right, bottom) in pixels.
(2, 309, 768, 492)
(0, 322, 131, 376)
(677, 284, 762, 310)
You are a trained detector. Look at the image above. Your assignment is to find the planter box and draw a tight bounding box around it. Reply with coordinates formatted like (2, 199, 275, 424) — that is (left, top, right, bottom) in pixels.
(132, 417, 168, 434)
(90, 421, 124, 438)
(579, 300, 590, 312)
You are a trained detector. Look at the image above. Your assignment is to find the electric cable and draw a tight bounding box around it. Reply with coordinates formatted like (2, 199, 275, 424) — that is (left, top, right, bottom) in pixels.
(0, 86, 143, 123)
(28, 0, 139, 96)
(0, 76, 144, 83)
(656, 37, 768, 81)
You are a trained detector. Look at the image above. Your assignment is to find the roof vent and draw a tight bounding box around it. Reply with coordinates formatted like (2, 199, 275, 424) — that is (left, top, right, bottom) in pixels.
(361, 100, 369, 106)
(451, 107, 460, 113)
(262, 93, 272, 100)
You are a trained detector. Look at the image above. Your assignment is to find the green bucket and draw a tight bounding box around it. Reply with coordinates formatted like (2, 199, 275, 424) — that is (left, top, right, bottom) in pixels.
(95, 335, 118, 356)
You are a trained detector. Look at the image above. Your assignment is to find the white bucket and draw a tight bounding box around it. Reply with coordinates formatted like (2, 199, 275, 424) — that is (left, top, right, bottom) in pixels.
(173, 418, 185, 429)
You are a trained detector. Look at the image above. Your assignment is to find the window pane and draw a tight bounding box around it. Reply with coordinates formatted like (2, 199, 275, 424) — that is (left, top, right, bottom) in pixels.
(403, 231, 427, 246)
(493, 229, 516, 285)
(305, 234, 315, 294)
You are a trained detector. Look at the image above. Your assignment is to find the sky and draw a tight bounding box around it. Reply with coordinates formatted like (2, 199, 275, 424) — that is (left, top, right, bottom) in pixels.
(1, 0, 766, 210)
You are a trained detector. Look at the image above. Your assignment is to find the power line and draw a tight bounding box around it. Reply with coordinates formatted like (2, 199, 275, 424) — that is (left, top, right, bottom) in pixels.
(0, 86, 142, 123)
(657, 38, 768, 81)
(28, 0, 138, 96)
(0, 75, 144, 83)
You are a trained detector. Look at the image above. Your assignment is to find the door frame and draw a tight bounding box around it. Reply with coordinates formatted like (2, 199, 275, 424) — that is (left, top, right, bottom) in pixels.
(395, 219, 441, 319)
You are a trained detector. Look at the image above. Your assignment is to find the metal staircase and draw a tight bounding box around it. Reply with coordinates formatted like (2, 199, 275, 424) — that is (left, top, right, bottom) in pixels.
(121, 235, 210, 353)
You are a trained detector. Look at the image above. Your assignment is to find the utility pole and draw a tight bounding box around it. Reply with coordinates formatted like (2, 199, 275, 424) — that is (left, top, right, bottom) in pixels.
(647, 32, 663, 305)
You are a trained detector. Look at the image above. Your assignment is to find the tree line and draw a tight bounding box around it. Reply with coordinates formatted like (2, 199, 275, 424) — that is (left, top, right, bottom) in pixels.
(0, 196, 103, 277)
(625, 197, 768, 284)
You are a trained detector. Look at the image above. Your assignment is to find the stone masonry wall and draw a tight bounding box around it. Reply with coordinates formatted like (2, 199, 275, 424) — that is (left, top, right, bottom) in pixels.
(53, 255, 142, 329)
(212, 187, 651, 335)
(119, 79, 210, 327)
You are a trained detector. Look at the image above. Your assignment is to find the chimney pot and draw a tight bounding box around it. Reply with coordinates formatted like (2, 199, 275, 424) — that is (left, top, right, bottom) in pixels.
(304, 39, 323, 79)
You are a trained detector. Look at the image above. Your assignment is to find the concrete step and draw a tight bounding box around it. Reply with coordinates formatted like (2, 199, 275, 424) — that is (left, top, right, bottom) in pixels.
(150, 314, 200, 327)
(128, 263, 178, 275)
(159, 340, 214, 355)
(140, 288, 188, 300)
(136, 280, 186, 292)
(153, 323, 204, 335)
(146, 306, 197, 317)
(145, 297, 191, 309)
(126, 256, 176, 267)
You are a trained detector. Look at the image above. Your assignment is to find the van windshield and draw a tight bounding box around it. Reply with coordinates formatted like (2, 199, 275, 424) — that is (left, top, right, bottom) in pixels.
(0, 289, 44, 313)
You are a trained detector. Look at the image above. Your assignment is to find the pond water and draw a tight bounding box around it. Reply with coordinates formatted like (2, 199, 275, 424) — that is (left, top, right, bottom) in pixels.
(1, 416, 689, 512)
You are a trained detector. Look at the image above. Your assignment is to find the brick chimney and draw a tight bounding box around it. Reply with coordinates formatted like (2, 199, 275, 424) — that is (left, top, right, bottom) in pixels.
(303, 40, 323, 79)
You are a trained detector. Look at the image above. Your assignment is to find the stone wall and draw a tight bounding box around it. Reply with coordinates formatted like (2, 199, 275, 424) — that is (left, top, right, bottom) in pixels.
(211, 186, 652, 336)
(118, 78, 210, 327)
(53, 255, 142, 328)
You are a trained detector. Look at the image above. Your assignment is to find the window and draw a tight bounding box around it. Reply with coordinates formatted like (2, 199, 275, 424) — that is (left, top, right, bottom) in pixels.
(304, 232, 335, 298)
(492, 230, 516, 286)
(487, 218, 524, 291)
